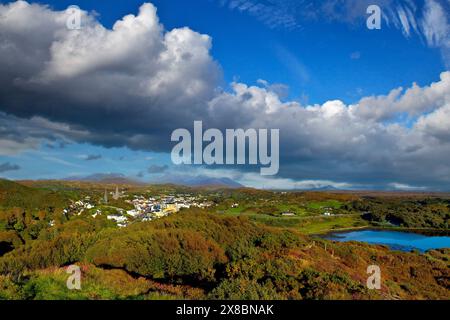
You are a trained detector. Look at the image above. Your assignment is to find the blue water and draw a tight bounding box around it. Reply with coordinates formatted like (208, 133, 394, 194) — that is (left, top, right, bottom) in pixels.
(325, 230, 450, 252)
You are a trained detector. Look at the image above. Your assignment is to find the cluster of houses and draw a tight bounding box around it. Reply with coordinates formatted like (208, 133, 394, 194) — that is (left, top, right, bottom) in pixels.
(105, 211, 128, 227)
(124, 194, 213, 222)
(322, 207, 334, 216)
(281, 207, 335, 217)
(60, 190, 214, 228)
(63, 196, 95, 217)
(101, 192, 214, 227)
(100, 192, 213, 228)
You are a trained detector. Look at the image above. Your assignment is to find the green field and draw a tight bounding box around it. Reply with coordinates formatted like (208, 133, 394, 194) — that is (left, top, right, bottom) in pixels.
(296, 215, 369, 234)
(306, 200, 343, 210)
(220, 206, 367, 235)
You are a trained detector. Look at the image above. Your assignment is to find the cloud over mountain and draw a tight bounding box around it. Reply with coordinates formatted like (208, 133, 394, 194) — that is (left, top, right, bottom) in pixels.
(148, 164, 169, 174)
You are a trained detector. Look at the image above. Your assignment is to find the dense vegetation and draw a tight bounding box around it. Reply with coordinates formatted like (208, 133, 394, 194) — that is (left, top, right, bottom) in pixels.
(0, 179, 448, 300)
(352, 197, 450, 229)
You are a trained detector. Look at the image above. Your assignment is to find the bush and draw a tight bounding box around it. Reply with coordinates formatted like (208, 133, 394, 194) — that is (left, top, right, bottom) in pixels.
(86, 229, 227, 281)
(208, 278, 281, 300)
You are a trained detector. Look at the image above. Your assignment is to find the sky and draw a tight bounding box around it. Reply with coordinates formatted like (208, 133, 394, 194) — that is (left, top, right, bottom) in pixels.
(0, 0, 449, 190)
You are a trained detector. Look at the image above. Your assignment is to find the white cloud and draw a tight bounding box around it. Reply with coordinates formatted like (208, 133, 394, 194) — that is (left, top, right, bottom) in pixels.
(389, 182, 427, 190)
(350, 51, 361, 60)
(415, 102, 450, 141)
(42, 156, 83, 168)
(353, 71, 450, 121)
(0, 137, 39, 156)
(421, 0, 450, 67)
(421, 0, 449, 47)
(237, 174, 354, 190)
(175, 166, 354, 190)
(221, 0, 299, 29)
(0, 1, 221, 147)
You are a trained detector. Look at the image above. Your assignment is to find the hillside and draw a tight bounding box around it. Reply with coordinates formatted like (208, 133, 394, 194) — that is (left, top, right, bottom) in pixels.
(0, 179, 68, 211)
(0, 211, 448, 300)
(63, 173, 144, 185)
(0, 180, 448, 300)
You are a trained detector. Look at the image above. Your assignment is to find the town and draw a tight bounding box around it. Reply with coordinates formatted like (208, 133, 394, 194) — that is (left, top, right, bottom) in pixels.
(62, 186, 214, 228)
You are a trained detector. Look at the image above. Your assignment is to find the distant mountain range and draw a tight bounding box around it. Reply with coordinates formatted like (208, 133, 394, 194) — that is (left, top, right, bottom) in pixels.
(64, 173, 141, 185)
(64, 173, 243, 188)
(151, 174, 243, 188)
(307, 185, 340, 191)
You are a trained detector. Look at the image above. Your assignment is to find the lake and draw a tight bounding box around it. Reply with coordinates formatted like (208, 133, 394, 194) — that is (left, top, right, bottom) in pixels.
(324, 229, 450, 252)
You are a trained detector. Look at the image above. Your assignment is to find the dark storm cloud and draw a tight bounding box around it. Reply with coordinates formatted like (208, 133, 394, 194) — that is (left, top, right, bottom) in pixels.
(136, 171, 145, 178)
(148, 164, 169, 174)
(0, 162, 20, 173)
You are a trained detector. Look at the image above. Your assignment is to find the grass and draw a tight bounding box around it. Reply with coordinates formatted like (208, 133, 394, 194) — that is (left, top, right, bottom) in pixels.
(306, 200, 343, 210)
(247, 214, 306, 228)
(224, 206, 246, 215)
(223, 203, 314, 217)
(218, 200, 367, 235)
(297, 215, 369, 235)
(275, 204, 310, 216)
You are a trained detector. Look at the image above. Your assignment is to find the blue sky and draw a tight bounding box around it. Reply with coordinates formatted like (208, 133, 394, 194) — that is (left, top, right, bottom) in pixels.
(0, 0, 449, 190)
(27, 0, 445, 102)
